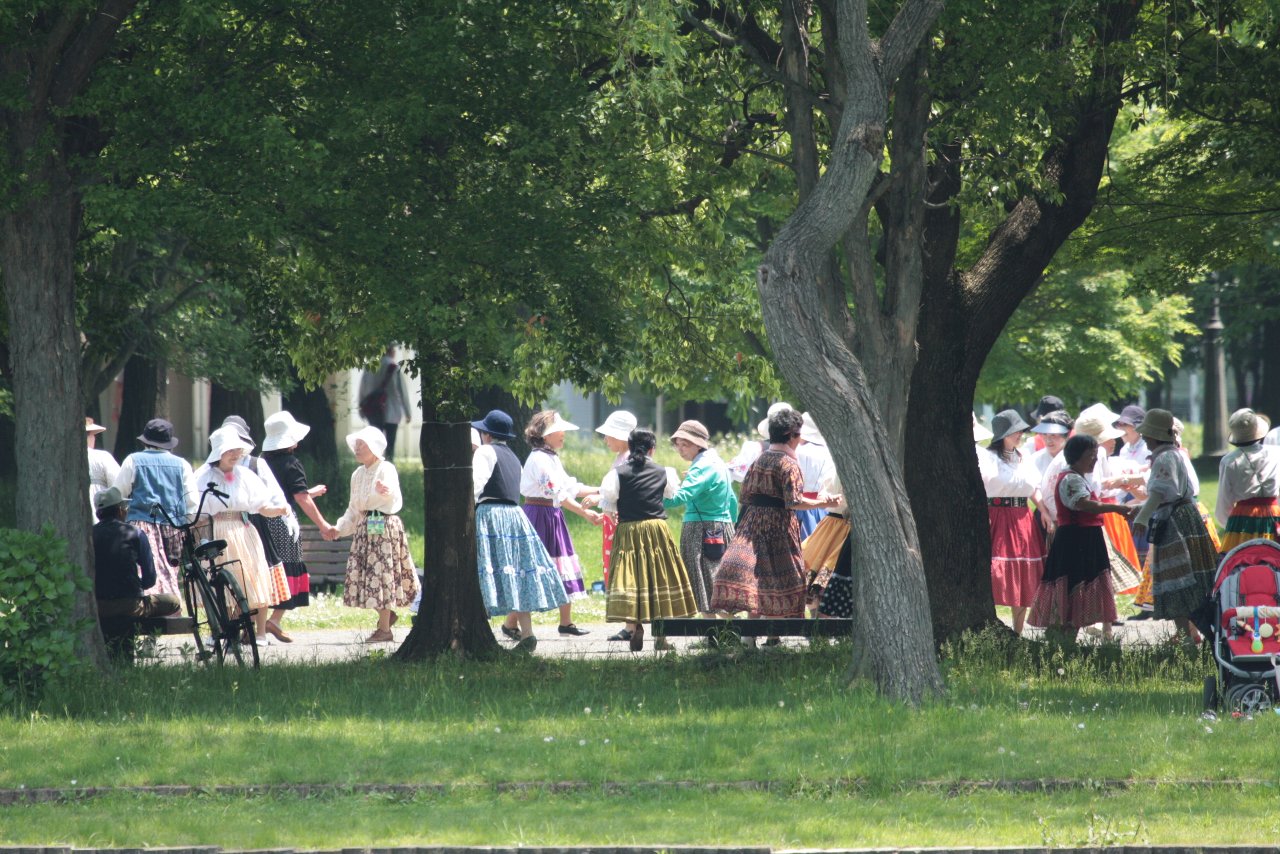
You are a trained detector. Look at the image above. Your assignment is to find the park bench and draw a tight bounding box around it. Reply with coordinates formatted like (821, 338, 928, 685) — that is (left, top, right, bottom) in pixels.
(653, 617, 853, 642)
(299, 524, 351, 590)
(99, 613, 195, 660)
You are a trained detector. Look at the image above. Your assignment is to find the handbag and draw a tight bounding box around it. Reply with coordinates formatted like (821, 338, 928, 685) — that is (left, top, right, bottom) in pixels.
(701, 523, 726, 560)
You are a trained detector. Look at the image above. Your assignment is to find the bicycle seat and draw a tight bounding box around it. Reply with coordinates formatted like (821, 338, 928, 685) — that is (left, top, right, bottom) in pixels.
(194, 539, 227, 560)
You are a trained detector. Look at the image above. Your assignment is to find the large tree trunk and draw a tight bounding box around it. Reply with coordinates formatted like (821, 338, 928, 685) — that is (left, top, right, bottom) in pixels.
(282, 365, 337, 470)
(209, 382, 265, 448)
(395, 392, 500, 660)
(113, 351, 163, 460)
(470, 386, 535, 460)
(0, 158, 105, 667)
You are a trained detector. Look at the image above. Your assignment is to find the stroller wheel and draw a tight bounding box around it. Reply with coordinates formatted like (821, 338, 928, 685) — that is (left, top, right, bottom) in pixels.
(1202, 675, 1219, 712)
(1227, 683, 1273, 715)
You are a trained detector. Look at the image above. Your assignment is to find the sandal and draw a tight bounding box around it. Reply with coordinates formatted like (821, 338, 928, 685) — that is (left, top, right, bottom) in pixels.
(608, 629, 633, 642)
(500, 624, 521, 641)
(265, 620, 293, 643)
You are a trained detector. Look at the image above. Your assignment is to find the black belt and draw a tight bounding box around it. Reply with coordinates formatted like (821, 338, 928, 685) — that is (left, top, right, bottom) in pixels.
(478, 498, 517, 506)
(746, 495, 786, 509)
(988, 497, 1028, 508)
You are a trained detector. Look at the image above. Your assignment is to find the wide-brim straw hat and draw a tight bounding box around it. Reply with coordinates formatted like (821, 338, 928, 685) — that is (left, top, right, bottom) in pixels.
(990, 409, 1030, 443)
(671, 419, 710, 450)
(1137, 408, 1176, 443)
(757, 402, 793, 439)
(262, 411, 311, 452)
(1074, 414, 1123, 443)
(595, 410, 637, 441)
(1229, 408, 1270, 445)
(206, 424, 255, 464)
(346, 425, 388, 459)
(972, 413, 994, 443)
(541, 413, 578, 436)
(85, 417, 106, 435)
(799, 412, 824, 445)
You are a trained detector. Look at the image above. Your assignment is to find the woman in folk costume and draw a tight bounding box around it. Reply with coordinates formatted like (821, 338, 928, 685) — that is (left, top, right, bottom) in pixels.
(794, 412, 833, 540)
(1071, 413, 1143, 597)
(261, 411, 337, 643)
(520, 410, 603, 636)
(113, 418, 198, 599)
(663, 419, 738, 622)
(603, 428, 697, 651)
(1028, 434, 1134, 641)
(801, 467, 849, 617)
(590, 410, 637, 587)
(1215, 408, 1280, 553)
(193, 426, 290, 639)
(711, 408, 840, 629)
(332, 425, 421, 643)
(1131, 409, 1217, 642)
(471, 410, 567, 653)
(85, 417, 120, 516)
(979, 409, 1046, 635)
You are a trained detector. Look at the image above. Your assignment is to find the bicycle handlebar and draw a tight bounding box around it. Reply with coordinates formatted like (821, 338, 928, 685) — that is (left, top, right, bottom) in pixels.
(150, 481, 226, 530)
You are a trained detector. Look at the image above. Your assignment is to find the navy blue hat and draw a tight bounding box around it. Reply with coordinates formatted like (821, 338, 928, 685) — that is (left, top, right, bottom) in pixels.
(471, 409, 516, 441)
(137, 418, 179, 450)
(1115, 405, 1146, 428)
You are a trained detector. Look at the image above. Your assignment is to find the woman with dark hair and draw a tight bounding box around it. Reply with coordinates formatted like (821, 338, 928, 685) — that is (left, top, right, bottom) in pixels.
(978, 409, 1046, 636)
(601, 428, 696, 650)
(1028, 434, 1133, 641)
(711, 408, 840, 628)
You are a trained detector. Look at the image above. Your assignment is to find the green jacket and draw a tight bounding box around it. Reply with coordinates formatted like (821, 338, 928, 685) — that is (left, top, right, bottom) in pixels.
(663, 448, 738, 522)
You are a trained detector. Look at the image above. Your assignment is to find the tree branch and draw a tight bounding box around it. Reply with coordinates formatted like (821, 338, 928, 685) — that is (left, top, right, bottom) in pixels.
(50, 0, 139, 108)
(877, 0, 944, 83)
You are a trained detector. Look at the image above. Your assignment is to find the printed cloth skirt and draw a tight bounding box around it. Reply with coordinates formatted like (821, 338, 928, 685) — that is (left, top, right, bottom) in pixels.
(212, 513, 283, 611)
(710, 505, 807, 617)
(802, 514, 851, 598)
(678, 520, 735, 614)
(342, 513, 420, 610)
(794, 507, 827, 541)
(606, 519, 697, 624)
(1028, 525, 1117, 630)
(476, 503, 568, 616)
(1134, 501, 1219, 608)
(1149, 502, 1218, 621)
(988, 504, 1045, 608)
(816, 533, 853, 619)
(134, 519, 182, 599)
(523, 504, 587, 601)
(1099, 500, 1141, 594)
(265, 515, 310, 610)
(1219, 497, 1280, 553)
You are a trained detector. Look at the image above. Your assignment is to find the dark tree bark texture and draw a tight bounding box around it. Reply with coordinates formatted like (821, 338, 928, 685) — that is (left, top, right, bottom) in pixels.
(282, 366, 337, 471)
(394, 391, 500, 661)
(210, 382, 266, 448)
(113, 351, 162, 460)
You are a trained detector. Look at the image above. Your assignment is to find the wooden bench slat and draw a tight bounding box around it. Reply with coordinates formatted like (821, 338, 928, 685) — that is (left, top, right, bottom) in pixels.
(100, 615, 195, 635)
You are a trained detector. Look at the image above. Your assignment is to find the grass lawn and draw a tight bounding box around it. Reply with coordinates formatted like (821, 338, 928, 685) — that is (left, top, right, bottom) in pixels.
(2, 632, 1275, 847)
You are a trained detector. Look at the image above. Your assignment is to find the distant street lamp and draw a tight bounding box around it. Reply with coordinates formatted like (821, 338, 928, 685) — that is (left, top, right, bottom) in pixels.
(1201, 274, 1229, 459)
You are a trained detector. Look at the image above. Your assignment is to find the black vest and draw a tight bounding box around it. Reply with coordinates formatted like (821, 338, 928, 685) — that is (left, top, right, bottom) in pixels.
(478, 443, 522, 504)
(617, 459, 669, 523)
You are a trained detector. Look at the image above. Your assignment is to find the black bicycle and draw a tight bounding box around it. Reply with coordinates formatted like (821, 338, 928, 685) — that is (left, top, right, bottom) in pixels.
(152, 483, 260, 668)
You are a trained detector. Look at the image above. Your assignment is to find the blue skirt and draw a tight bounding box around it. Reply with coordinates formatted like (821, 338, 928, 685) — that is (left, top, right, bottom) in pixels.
(794, 507, 827, 541)
(477, 503, 569, 616)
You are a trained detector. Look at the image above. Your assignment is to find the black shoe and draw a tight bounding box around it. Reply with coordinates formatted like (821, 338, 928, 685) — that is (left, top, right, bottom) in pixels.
(500, 624, 520, 641)
(1111, 620, 1125, 627)
(608, 629, 633, 642)
(1128, 610, 1153, 621)
(558, 623, 589, 636)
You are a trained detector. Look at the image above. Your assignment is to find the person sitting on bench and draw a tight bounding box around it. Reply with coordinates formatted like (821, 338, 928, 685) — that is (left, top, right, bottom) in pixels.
(94, 487, 182, 619)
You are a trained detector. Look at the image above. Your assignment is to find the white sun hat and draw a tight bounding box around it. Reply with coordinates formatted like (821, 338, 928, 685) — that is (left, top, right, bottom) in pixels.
(799, 412, 825, 445)
(262, 411, 311, 452)
(206, 424, 255, 464)
(595, 410, 638, 441)
(757, 402, 793, 439)
(346, 425, 388, 459)
(1077, 402, 1121, 428)
(972, 413, 994, 443)
(542, 413, 579, 437)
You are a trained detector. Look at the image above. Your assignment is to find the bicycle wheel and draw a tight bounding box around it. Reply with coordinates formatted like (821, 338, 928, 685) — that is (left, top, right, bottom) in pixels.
(218, 567, 260, 669)
(194, 568, 232, 665)
(181, 569, 213, 663)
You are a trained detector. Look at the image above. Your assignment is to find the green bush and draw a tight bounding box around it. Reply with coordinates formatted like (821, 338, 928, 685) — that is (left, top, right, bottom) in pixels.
(0, 525, 91, 706)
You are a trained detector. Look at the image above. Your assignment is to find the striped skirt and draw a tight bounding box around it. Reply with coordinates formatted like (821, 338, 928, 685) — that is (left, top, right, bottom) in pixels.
(1219, 496, 1280, 553)
(606, 519, 697, 624)
(1149, 502, 1218, 621)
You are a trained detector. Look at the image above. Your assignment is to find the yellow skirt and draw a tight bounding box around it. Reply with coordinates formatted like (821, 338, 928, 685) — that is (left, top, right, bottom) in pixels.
(801, 514, 851, 573)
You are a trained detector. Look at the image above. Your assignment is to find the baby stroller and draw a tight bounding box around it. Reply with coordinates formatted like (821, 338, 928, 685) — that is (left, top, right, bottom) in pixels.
(1205, 538, 1280, 713)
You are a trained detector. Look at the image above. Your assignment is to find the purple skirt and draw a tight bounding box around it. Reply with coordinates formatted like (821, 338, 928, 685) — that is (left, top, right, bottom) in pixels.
(523, 504, 587, 601)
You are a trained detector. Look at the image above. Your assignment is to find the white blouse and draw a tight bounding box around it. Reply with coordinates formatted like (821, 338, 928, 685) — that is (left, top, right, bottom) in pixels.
(87, 447, 121, 512)
(1215, 443, 1280, 527)
(336, 460, 403, 537)
(797, 442, 834, 492)
(1134, 447, 1196, 527)
(596, 452, 628, 513)
(520, 449, 581, 506)
(978, 448, 1040, 499)
(192, 463, 283, 516)
(599, 465, 679, 506)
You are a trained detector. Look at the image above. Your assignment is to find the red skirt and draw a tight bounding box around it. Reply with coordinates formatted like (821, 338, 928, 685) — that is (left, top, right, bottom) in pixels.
(988, 504, 1045, 608)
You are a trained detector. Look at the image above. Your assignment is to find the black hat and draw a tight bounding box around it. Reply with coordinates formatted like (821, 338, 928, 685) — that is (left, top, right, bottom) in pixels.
(1115, 405, 1146, 428)
(471, 409, 516, 441)
(137, 418, 179, 450)
(991, 409, 1031, 442)
(1030, 395, 1065, 422)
